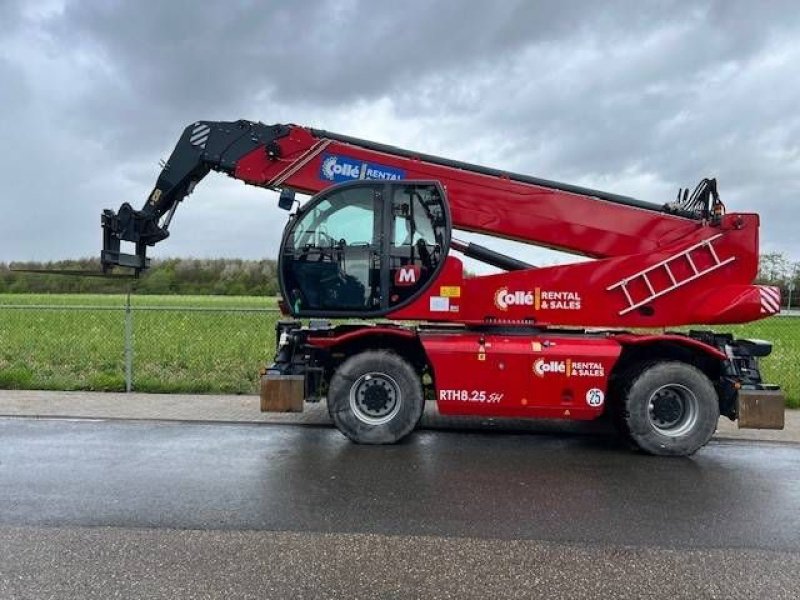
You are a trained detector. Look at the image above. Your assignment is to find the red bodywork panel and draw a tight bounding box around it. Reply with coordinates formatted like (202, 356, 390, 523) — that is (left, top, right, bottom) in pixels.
(231, 124, 774, 328)
(611, 333, 727, 361)
(421, 331, 621, 420)
(389, 215, 768, 327)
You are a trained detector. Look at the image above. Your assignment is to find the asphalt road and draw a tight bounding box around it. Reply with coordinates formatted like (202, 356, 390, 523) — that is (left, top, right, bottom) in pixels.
(1, 418, 799, 599)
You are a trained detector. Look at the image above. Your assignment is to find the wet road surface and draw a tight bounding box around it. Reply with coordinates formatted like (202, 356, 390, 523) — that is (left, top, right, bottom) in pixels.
(1, 418, 799, 598)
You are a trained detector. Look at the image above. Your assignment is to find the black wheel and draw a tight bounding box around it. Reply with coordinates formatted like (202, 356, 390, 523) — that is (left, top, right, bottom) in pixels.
(618, 361, 719, 456)
(327, 350, 424, 444)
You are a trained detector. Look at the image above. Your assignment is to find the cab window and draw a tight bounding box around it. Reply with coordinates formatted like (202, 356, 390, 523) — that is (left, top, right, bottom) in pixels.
(283, 185, 381, 312)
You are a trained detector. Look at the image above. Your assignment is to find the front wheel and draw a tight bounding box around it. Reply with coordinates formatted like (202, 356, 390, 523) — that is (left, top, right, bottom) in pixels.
(618, 361, 719, 456)
(327, 350, 424, 444)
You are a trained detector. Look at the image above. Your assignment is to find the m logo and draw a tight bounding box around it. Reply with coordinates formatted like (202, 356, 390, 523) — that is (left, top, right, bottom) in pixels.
(395, 265, 421, 286)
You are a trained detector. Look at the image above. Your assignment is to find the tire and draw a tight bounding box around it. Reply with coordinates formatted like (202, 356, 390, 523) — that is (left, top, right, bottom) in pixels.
(327, 350, 424, 444)
(618, 361, 719, 456)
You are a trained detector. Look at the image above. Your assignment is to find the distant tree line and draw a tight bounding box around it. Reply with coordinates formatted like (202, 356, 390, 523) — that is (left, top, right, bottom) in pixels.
(758, 252, 799, 307)
(0, 258, 280, 296)
(1, 253, 797, 304)
(758, 252, 799, 285)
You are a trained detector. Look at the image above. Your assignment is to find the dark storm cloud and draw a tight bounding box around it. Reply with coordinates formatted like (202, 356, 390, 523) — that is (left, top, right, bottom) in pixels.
(1, 0, 799, 263)
(40, 0, 646, 156)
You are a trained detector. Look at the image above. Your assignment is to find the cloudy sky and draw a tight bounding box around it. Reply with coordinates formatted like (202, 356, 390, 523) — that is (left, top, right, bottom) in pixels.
(1, 0, 799, 269)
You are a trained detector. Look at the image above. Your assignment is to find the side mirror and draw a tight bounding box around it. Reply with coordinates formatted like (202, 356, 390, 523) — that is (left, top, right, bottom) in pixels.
(278, 189, 296, 211)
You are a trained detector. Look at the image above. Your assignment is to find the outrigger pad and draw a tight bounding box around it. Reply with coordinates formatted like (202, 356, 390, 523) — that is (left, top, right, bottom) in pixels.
(738, 389, 785, 429)
(260, 374, 305, 413)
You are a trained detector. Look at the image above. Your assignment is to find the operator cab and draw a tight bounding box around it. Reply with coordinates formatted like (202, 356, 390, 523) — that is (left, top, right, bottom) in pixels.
(280, 180, 450, 317)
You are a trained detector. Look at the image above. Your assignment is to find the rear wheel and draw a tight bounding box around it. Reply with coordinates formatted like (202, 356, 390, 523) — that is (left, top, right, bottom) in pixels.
(327, 350, 424, 444)
(619, 361, 719, 456)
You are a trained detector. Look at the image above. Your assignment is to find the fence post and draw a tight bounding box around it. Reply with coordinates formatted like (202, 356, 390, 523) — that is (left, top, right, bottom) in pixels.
(125, 291, 133, 392)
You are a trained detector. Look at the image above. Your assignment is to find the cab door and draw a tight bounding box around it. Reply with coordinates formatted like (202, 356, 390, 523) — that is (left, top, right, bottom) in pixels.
(387, 183, 449, 309)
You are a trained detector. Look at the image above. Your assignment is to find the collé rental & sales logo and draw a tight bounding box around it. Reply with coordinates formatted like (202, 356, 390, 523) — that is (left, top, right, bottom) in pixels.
(320, 154, 406, 183)
(532, 358, 605, 378)
(494, 287, 582, 311)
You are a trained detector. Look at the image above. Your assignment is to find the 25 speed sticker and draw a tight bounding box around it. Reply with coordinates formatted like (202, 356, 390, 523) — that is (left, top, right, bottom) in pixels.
(585, 388, 604, 407)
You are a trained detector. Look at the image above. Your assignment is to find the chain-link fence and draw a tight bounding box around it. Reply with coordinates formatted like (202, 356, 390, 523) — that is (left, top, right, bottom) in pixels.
(0, 296, 282, 394)
(0, 295, 797, 406)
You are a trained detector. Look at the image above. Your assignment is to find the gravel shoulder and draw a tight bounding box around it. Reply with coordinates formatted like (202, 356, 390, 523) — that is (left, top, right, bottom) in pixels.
(2, 525, 799, 600)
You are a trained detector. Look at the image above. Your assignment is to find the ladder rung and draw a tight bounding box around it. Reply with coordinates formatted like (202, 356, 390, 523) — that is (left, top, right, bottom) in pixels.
(621, 283, 634, 308)
(686, 253, 698, 275)
(663, 263, 677, 285)
(642, 273, 655, 295)
(707, 241, 721, 265)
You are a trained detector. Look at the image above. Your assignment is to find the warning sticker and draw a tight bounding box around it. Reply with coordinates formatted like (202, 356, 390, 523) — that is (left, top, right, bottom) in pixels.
(440, 286, 461, 298)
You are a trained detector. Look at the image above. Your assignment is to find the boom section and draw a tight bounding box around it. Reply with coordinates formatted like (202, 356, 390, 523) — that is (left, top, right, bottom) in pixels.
(233, 123, 707, 258)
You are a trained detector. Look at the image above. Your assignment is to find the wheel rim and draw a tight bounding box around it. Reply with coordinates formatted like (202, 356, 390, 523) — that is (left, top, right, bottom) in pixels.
(349, 372, 402, 426)
(647, 383, 699, 437)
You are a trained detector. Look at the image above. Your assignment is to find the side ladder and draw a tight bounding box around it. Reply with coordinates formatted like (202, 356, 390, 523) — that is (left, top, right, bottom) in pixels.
(606, 234, 736, 316)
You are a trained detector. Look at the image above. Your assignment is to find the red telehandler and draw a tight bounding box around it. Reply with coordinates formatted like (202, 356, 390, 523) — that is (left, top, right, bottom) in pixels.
(101, 119, 785, 455)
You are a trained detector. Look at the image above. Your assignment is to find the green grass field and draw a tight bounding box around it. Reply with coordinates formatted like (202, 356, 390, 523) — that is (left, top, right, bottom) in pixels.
(0, 294, 282, 394)
(0, 293, 797, 406)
